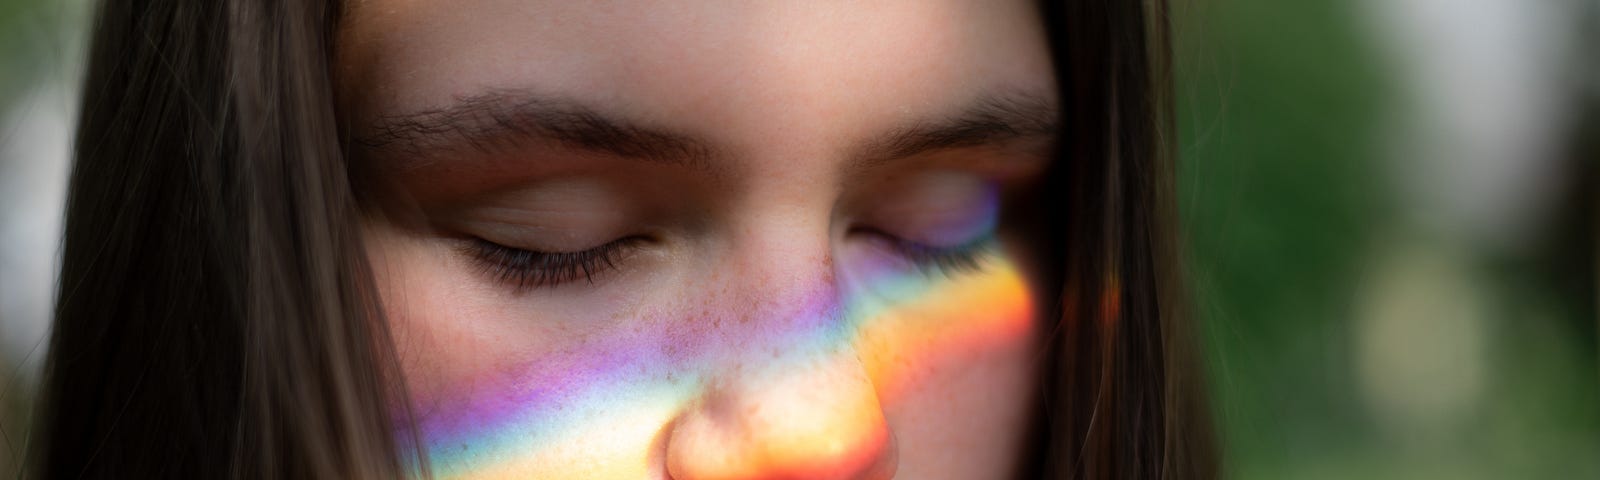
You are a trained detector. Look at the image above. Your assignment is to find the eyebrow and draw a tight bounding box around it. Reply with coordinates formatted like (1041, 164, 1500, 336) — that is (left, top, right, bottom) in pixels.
(355, 91, 716, 170)
(354, 90, 1057, 172)
(858, 93, 1058, 166)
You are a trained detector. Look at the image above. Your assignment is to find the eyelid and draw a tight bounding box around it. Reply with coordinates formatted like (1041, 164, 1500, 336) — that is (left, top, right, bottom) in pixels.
(434, 178, 639, 242)
(850, 173, 1002, 246)
(444, 211, 635, 258)
(852, 227, 996, 278)
(459, 236, 642, 292)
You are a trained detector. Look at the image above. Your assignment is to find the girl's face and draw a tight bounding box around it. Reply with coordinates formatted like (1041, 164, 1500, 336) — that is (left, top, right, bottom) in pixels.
(341, 1, 1057, 478)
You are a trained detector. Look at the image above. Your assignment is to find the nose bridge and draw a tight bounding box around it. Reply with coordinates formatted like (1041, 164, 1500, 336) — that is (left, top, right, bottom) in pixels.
(722, 196, 847, 344)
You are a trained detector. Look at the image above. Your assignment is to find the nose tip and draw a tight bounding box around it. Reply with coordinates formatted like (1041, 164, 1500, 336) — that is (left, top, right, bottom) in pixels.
(664, 352, 897, 480)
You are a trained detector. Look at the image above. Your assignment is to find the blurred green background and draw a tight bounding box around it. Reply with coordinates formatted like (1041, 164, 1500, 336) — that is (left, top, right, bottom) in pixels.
(0, 0, 1595, 477)
(1174, 0, 1599, 477)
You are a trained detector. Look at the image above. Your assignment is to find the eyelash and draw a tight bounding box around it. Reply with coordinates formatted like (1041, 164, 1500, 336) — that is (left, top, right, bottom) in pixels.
(859, 228, 995, 278)
(462, 237, 640, 292)
(465, 230, 994, 292)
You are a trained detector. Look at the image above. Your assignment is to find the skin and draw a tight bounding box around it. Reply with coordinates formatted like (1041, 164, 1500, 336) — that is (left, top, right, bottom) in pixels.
(339, 1, 1058, 478)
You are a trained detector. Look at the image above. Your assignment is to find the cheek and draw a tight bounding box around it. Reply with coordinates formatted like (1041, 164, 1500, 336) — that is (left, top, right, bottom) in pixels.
(368, 233, 523, 413)
(369, 233, 697, 478)
(852, 255, 1041, 477)
(854, 258, 1036, 398)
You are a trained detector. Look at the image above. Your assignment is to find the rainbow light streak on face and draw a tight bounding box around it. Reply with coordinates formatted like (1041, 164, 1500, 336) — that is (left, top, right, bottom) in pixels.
(406, 206, 1036, 479)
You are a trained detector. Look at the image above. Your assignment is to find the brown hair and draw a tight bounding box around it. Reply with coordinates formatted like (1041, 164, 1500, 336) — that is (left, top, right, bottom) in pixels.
(1035, 0, 1217, 477)
(31, 0, 411, 477)
(32, 0, 1213, 478)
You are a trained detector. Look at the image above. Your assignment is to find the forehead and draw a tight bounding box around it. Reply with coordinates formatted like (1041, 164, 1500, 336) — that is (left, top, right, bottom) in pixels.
(338, 0, 1053, 154)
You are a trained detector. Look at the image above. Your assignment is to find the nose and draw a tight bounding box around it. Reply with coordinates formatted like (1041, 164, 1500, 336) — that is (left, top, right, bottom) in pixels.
(664, 344, 897, 480)
(664, 215, 896, 479)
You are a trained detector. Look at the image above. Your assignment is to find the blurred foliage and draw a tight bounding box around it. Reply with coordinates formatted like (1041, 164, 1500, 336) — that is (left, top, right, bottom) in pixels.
(1173, 0, 1392, 463)
(0, 0, 82, 109)
(1173, 0, 1599, 478)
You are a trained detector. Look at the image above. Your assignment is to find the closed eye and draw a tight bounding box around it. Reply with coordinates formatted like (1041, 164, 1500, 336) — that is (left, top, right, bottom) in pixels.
(459, 236, 644, 292)
(852, 227, 995, 278)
